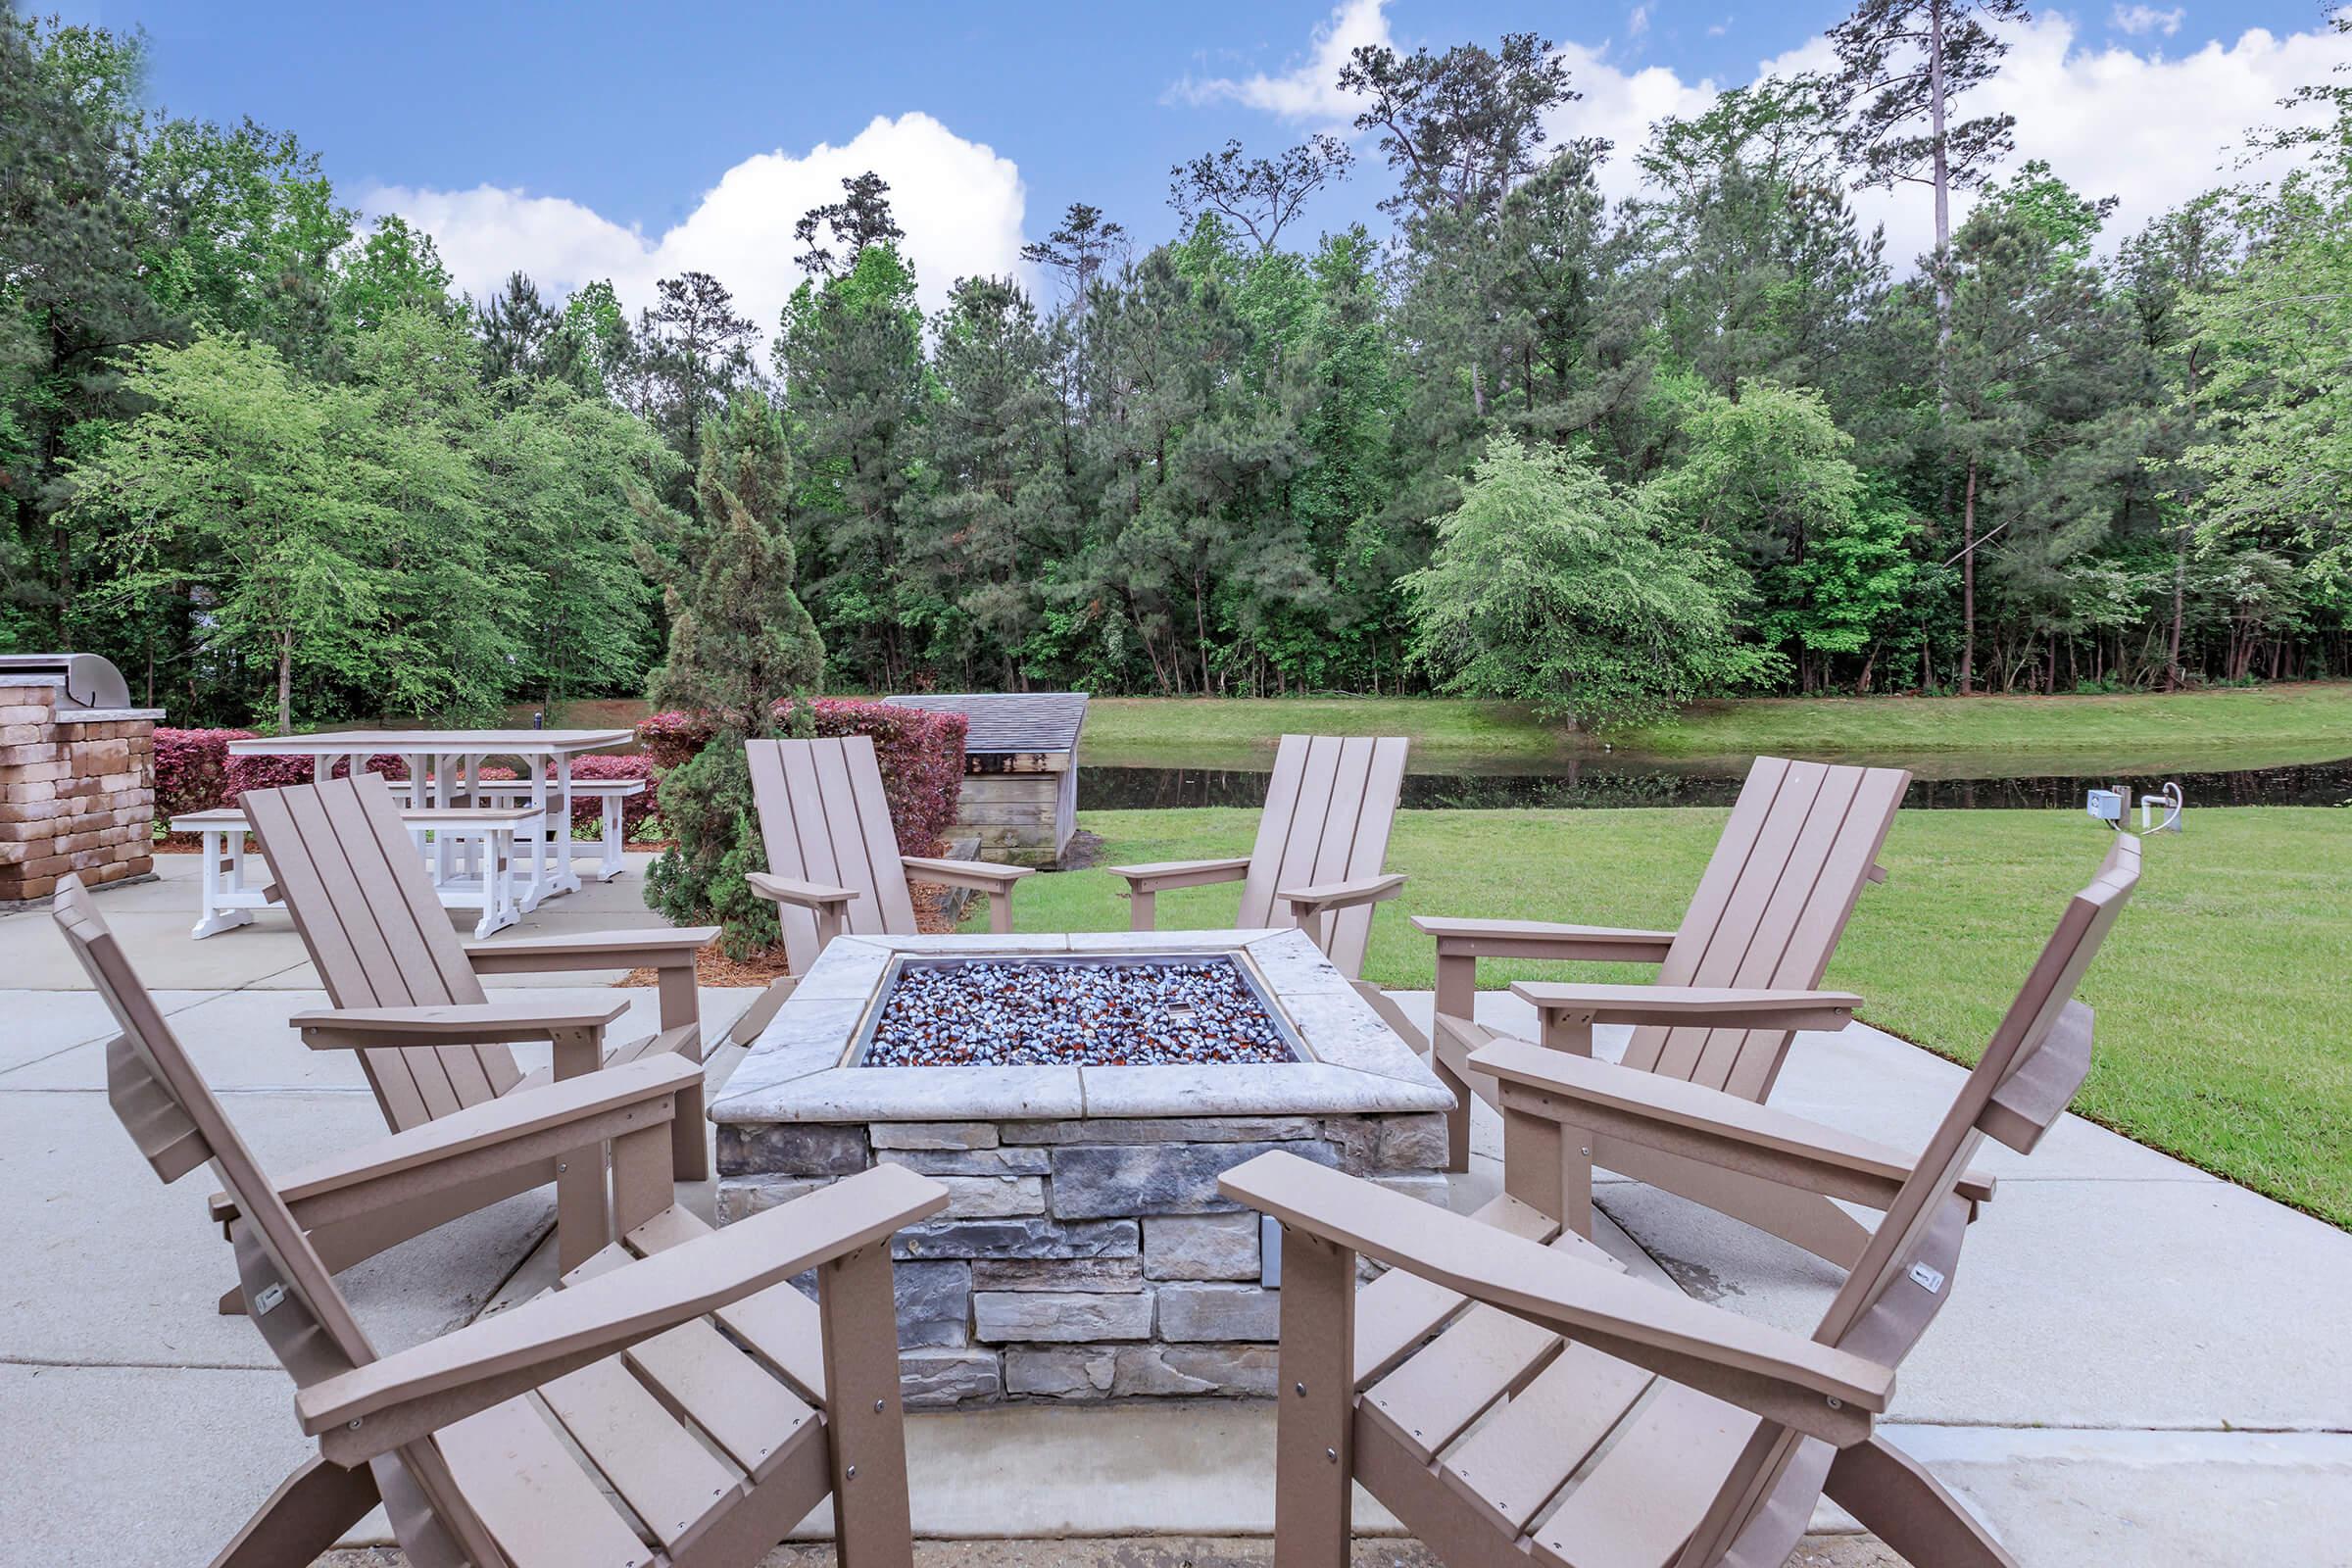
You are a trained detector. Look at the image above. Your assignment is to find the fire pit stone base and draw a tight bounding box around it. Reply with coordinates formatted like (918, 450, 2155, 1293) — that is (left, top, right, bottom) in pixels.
(710, 928, 1455, 1406)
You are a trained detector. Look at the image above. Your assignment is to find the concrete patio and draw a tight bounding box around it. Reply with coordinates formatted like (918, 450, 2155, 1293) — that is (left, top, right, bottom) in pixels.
(4, 853, 2347, 1566)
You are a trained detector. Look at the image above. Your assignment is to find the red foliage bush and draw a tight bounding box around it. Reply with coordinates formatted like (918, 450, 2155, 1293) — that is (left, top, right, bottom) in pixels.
(153, 728, 252, 824)
(635, 698, 967, 856)
(222, 749, 409, 801)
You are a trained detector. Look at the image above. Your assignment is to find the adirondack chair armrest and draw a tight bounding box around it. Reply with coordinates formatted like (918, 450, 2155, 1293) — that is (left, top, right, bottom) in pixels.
(1219, 1151, 1889, 1446)
(1276, 872, 1405, 919)
(1507, 981, 1862, 1032)
(1106, 857, 1254, 894)
(297, 1163, 952, 1463)
(1468, 1038, 1996, 1208)
(291, 1000, 630, 1049)
(209, 1056, 702, 1229)
(743, 871, 862, 911)
(901, 855, 1035, 893)
(462, 925, 717, 973)
(1413, 917, 1679, 1018)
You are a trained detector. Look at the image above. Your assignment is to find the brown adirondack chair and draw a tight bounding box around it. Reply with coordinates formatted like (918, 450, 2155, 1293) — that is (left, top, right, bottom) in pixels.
(726, 734, 1036, 1046)
(236, 772, 718, 1295)
(1224, 836, 2138, 1568)
(1415, 757, 1912, 1263)
(1107, 733, 1411, 980)
(57, 873, 948, 1568)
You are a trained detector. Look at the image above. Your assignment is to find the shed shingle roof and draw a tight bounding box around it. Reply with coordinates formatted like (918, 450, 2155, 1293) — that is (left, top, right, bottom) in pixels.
(881, 691, 1089, 755)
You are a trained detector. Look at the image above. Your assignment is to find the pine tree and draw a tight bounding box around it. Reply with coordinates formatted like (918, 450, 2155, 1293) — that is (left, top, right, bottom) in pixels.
(637, 391, 824, 957)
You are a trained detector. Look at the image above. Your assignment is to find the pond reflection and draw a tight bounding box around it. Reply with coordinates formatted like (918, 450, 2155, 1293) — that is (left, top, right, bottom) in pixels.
(1079, 760, 2352, 811)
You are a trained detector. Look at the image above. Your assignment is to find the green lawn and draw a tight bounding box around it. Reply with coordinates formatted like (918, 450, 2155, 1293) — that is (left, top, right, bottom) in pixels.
(1077, 685, 2352, 774)
(965, 806, 2352, 1228)
(1081, 697, 1571, 765)
(1620, 682, 2352, 768)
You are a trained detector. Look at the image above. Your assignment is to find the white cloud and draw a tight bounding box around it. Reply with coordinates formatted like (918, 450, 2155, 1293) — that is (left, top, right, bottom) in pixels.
(1547, 42, 1720, 204)
(1753, 16, 2351, 268)
(359, 112, 1029, 344)
(1167, 0, 1392, 123)
(2112, 5, 2185, 37)
(1628, 6, 1650, 39)
(1186, 1, 2350, 270)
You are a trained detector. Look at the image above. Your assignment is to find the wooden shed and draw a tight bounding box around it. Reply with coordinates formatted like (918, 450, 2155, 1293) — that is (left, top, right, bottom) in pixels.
(881, 691, 1088, 868)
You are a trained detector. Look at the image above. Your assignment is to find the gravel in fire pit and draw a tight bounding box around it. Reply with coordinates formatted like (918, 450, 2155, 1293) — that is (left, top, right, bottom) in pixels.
(858, 956, 1299, 1067)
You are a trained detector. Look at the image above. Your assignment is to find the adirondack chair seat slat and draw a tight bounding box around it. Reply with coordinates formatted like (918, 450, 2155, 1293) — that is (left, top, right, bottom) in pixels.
(537, 1354, 748, 1548)
(624, 1202, 830, 1402)
(1352, 1193, 1560, 1388)
(1529, 1382, 1772, 1568)
(1436, 1342, 1655, 1537)
(1364, 1303, 1563, 1464)
(1233, 841, 2139, 1568)
(433, 1397, 658, 1568)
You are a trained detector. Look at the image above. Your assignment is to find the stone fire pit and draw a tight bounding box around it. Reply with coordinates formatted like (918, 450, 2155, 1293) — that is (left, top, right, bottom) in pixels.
(710, 927, 1455, 1406)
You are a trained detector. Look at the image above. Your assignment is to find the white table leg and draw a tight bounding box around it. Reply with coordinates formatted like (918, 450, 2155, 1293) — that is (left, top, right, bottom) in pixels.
(491, 828, 517, 934)
(551, 752, 581, 895)
(190, 827, 254, 940)
(597, 792, 626, 880)
(516, 763, 551, 912)
(428, 753, 454, 886)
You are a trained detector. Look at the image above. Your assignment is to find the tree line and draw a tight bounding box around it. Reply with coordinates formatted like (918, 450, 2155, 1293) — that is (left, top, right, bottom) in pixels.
(5, 1, 2350, 730)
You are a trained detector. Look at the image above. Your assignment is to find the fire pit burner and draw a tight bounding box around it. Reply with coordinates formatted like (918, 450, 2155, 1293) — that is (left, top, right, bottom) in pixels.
(857, 954, 1300, 1068)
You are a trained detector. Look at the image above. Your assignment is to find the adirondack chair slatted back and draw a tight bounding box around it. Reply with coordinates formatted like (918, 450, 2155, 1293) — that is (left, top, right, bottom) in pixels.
(1236, 734, 1409, 979)
(242, 773, 524, 1131)
(1624, 757, 1910, 1101)
(748, 736, 921, 975)
(55, 875, 379, 1375)
(1691, 839, 2139, 1564)
(56, 875, 525, 1568)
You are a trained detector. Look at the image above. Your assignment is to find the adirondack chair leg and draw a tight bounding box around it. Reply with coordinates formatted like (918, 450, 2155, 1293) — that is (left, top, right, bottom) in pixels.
(1432, 1052, 1472, 1175)
(1826, 1434, 2022, 1568)
(1432, 950, 1475, 1026)
(818, 1243, 917, 1568)
(1272, 1227, 1355, 1568)
(1129, 887, 1156, 931)
(1503, 1103, 1592, 1236)
(649, 960, 712, 1182)
(207, 1455, 380, 1568)
(550, 1025, 612, 1272)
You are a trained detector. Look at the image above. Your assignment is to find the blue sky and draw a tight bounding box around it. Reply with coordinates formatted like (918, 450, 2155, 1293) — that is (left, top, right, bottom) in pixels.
(63, 0, 2352, 331)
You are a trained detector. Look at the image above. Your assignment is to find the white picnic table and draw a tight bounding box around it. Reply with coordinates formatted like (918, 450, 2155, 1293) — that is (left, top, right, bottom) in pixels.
(222, 728, 635, 912)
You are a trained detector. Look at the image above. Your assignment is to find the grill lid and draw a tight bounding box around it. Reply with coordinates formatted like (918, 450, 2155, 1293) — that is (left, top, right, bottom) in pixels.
(0, 653, 132, 710)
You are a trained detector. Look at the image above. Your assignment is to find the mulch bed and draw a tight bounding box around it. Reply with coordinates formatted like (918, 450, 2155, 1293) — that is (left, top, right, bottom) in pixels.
(616, 875, 959, 990)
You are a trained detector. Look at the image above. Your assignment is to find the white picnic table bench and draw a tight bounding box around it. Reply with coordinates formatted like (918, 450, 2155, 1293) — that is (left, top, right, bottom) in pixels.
(172, 803, 543, 940)
(388, 774, 646, 882)
(193, 728, 652, 942)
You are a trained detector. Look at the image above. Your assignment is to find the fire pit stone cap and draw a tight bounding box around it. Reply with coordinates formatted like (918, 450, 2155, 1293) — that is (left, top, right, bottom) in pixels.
(710, 926, 1453, 1125)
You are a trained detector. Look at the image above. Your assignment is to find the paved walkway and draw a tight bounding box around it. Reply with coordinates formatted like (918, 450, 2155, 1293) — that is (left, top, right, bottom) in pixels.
(4, 855, 2348, 1566)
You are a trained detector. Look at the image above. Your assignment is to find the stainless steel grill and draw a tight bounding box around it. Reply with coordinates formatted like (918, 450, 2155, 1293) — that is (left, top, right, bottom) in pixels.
(0, 653, 132, 711)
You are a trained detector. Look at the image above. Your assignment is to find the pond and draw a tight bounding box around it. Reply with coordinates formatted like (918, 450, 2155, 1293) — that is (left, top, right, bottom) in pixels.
(1079, 757, 2352, 811)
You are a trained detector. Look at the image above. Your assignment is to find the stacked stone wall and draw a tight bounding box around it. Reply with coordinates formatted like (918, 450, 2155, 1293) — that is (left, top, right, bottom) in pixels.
(0, 683, 159, 902)
(717, 1110, 1449, 1405)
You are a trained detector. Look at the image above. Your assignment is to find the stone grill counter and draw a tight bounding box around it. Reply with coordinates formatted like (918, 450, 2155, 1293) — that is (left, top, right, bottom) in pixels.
(710, 929, 1455, 1406)
(0, 664, 163, 906)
